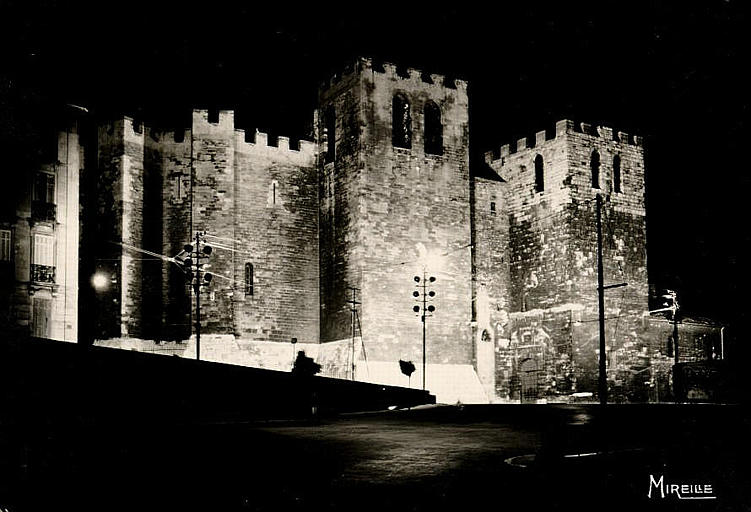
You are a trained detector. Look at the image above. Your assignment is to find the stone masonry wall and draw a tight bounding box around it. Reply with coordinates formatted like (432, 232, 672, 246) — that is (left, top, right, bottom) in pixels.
(191, 110, 235, 334)
(233, 129, 318, 345)
(472, 176, 511, 396)
(152, 127, 192, 340)
(120, 118, 146, 337)
(318, 69, 364, 343)
(94, 120, 126, 337)
(317, 58, 473, 366)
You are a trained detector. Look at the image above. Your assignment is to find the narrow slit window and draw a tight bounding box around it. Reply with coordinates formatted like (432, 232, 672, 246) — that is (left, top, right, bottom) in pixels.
(245, 263, 254, 296)
(591, 150, 601, 189)
(534, 154, 544, 192)
(268, 180, 279, 206)
(324, 105, 336, 163)
(424, 101, 443, 155)
(613, 155, 622, 193)
(392, 93, 412, 149)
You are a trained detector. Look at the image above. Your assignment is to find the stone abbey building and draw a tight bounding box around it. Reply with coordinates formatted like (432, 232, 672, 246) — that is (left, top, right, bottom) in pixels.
(85, 57, 720, 403)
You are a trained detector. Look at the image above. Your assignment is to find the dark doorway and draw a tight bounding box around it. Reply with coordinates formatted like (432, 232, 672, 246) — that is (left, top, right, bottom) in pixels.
(519, 358, 539, 403)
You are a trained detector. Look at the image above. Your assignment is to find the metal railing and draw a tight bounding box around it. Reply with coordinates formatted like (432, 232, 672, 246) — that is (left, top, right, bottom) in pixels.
(31, 264, 55, 284)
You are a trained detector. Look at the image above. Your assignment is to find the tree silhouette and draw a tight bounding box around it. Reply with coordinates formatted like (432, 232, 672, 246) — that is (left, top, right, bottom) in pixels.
(399, 360, 416, 387)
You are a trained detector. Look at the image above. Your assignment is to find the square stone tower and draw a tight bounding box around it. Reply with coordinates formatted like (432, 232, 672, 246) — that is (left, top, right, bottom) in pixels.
(317, 58, 477, 393)
(484, 120, 649, 401)
(488, 120, 648, 314)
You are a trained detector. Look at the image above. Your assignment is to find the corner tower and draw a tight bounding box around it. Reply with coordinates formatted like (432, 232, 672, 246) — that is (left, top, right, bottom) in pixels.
(485, 121, 649, 401)
(487, 120, 648, 314)
(317, 58, 476, 396)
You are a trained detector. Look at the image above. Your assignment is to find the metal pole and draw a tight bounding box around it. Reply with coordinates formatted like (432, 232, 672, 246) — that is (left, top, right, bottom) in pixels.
(422, 269, 427, 391)
(351, 288, 356, 380)
(596, 194, 607, 405)
(195, 231, 201, 361)
(673, 306, 679, 365)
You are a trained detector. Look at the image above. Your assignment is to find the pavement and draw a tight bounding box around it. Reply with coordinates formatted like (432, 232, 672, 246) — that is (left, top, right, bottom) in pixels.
(1, 404, 749, 512)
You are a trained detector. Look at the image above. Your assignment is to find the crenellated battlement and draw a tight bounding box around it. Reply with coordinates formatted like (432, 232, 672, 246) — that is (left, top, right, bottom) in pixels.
(485, 119, 643, 164)
(192, 109, 235, 135)
(98, 111, 312, 157)
(319, 56, 467, 92)
(99, 117, 190, 146)
(234, 128, 315, 162)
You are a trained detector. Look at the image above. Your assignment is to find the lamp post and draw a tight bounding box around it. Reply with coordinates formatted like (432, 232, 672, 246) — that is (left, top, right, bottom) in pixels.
(412, 270, 436, 391)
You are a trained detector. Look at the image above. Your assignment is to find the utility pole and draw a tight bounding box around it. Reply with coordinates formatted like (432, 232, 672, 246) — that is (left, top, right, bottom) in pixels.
(596, 194, 607, 405)
(412, 271, 436, 391)
(671, 292, 680, 365)
(177, 232, 213, 361)
(595, 194, 628, 405)
(347, 287, 361, 381)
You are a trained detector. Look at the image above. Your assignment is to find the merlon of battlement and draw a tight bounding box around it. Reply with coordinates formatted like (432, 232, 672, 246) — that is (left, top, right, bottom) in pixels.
(488, 119, 643, 163)
(192, 109, 234, 133)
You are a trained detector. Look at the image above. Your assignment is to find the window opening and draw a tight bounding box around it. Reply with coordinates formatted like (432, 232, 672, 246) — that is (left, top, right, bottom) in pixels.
(591, 150, 601, 189)
(392, 94, 412, 149)
(534, 154, 544, 192)
(613, 154, 622, 193)
(424, 101, 443, 155)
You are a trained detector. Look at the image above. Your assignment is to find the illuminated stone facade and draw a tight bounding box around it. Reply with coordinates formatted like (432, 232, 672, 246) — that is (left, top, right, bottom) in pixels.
(88, 58, 720, 403)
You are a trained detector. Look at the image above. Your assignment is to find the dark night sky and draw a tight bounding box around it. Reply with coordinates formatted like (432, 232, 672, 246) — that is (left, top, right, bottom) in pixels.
(2, 1, 749, 331)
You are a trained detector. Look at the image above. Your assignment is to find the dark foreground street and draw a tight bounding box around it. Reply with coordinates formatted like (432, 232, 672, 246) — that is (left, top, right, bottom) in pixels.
(1, 404, 750, 512)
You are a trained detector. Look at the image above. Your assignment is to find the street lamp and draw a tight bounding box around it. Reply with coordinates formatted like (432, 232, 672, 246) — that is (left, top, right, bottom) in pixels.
(91, 271, 110, 291)
(413, 272, 436, 390)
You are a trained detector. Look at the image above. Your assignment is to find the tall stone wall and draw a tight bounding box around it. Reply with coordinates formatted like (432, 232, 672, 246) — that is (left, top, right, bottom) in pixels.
(94, 111, 319, 350)
(190, 110, 236, 334)
(233, 129, 318, 345)
(317, 70, 364, 344)
(471, 175, 511, 396)
(120, 118, 147, 337)
(318, 58, 473, 367)
(94, 120, 126, 337)
(153, 128, 192, 341)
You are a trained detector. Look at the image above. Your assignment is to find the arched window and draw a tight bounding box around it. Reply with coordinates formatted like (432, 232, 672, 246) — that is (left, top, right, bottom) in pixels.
(534, 154, 544, 192)
(392, 93, 411, 149)
(268, 180, 279, 206)
(424, 101, 442, 155)
(244, 263, 254, 296)
(590, 150, 601, 189)
(324, 105, 335, 163)
(613, 154, 622, 193)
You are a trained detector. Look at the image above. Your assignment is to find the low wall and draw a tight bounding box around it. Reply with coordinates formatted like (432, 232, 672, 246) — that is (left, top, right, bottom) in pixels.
(1, 334, 435, 426)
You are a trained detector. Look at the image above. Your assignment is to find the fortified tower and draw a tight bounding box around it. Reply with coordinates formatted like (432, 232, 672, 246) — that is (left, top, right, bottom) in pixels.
(487, 120, 648, 314)
(484, 120, 649, 400)
(317, 58, 479, 397)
